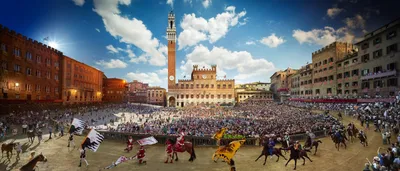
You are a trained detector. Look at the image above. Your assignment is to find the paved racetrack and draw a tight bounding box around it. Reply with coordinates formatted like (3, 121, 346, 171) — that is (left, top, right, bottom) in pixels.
(0, 112, 389, 171)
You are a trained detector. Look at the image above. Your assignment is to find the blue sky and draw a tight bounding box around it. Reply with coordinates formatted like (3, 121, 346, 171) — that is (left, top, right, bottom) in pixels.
(0, 0, 398, 89)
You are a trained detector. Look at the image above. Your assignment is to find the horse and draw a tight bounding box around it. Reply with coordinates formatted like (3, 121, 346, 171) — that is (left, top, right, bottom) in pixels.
(346, 127, 358, 143)
(284, 145, 312, 170)
(357, 133, 368, 147)
(278, 139, 294, 154)
(168, 139, 196, 162)
(255, 145, 287, 165)
(304, 138, 323, 155)
(27, 129, 36, 143)
(20, 153, 48, 171)
(330, 133, 347, 151)
(1, 143, 16, 159)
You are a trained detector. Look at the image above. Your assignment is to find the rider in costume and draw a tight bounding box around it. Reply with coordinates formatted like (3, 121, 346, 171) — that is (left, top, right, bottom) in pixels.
(267, 138, 275, 158)
(284, 132, 290, 147)
(177, 128, 186, 147)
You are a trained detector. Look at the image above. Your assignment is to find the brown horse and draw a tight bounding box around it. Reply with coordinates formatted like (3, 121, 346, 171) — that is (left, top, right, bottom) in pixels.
(255, 146, 287, 165)
(20, 153, 48, 171)
(284, 145, 312, 170)
(168, 139, 196, 162)
(304, 138, 323, 155)
(331, 133, 346, 151)
(27, 129, 36, 143)
(358, 133, 368, 147)
(347, 127, 358, 143)
(1, 143, 16, 159)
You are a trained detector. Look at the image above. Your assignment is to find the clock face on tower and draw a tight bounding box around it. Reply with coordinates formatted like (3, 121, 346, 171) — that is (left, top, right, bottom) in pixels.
(169, 75, 175, 81)
(202, 74, 207, 79)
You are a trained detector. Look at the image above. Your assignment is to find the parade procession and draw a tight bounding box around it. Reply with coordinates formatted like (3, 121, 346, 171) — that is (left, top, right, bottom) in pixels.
(1, 0, 400, 170)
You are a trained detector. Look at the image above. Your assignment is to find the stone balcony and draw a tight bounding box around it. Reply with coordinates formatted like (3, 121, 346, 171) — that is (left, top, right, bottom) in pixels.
(361, 70, 397, 80)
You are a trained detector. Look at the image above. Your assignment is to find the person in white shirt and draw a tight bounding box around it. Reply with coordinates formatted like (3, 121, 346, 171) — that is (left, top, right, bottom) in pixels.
(15, 142, 22, 160)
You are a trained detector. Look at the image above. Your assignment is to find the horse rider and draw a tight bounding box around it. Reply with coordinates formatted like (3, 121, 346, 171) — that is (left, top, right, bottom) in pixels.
(136, 146, 147, 164)
(284, 132, 290, 147)
(335, 129, 343, 142)
(267, 138, 275, 159)
(79, 147, 89, 167)
(306, 131, 315, 147)
(177, 128, 186, 147)
(165, 140, 173, 163)
(359, 130, 368, 146)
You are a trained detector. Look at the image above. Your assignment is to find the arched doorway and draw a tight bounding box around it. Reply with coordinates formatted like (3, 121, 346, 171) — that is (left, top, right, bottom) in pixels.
(168, 96, 176, 107)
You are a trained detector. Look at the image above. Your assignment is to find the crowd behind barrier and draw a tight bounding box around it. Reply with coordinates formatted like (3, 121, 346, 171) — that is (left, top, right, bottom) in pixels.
(97, 130, 326, 146)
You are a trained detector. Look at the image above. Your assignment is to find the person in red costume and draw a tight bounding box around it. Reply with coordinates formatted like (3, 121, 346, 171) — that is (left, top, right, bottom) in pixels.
(165, 140, 173, 163)
(125, 136, 134, 152)
(177, 128, 186, 148)
(136, 146, 147, 164)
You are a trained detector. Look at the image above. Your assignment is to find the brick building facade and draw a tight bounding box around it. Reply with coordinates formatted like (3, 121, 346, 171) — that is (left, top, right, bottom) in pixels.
(128, 80, 148, 103)
(61, 56, 103, 104)
(312, 42, 353, 97)
(103, 78, 128, 103)
(147, 86, 166, 106)
(0, 24, 63, 102)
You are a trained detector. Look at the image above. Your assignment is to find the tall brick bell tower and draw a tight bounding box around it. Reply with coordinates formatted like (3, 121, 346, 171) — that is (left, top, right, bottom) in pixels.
(167, 11, 176, 90)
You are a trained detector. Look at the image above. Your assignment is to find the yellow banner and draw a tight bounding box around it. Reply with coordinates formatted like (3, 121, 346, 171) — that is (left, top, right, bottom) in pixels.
(212, 139, 245, 163)
(212, 128, 227, 140)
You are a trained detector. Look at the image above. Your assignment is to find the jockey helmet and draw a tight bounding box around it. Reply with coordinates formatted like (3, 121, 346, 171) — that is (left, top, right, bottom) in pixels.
(295, 140, 299, 143)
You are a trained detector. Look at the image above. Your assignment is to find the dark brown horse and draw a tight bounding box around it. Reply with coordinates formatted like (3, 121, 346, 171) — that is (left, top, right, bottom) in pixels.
(346, 127, 358, 143)
(284, 145, 312, 170)
(27, 129, 36, 143)
(304, 138, 323, 155)
(255, 145, 287, 165)
(331, 133, 346, 151)
(357, 133, 368, 147)
(1, 143, 16, 159)
(168, 139, 196, 162)
(20, 153, 48, 171)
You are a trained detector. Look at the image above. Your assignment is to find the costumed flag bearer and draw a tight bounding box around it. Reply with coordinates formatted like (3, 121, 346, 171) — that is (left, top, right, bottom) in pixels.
(136, 146, 147, 164)
(125, 136, 134, 152)
(79, 147, 89, 167)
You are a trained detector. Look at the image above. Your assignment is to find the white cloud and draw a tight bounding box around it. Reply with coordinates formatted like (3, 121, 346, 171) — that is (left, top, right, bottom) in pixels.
(202, 0, 212, 8)
(126, 72, 164, 86)
(96, 59, 127, 69)
(166, 0, 173, 7)
(293, 27, 339, 46)
(245, 41, 255, 45)
(106, 45, 119, 53)
(95, 28, 101, 32)
(327, 8, 343, 18)
(157, 68, 168, 75)
(292, 14, 366, 46)
(129, 54, 147, 63)
(344, 14, 365, 29)
(178, 6, 247, 49)
(72, 0, 85, 6)
(180, 44, 275, 83)
(259, 33, 286, 48)
(93, 0, 166, 66)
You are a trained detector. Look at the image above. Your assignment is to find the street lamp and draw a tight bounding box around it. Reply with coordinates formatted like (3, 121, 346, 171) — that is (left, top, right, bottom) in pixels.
(15, 83, 19, 87)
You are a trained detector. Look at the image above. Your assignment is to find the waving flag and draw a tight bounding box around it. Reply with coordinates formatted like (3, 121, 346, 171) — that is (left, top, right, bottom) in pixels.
(81, 129, 104, 152)
(69, 118, 85, 135)
(137, 136, 158, 145)
(212, 139, 245, 163)
(212, 128, 227, 141)
(103, 155, 136, 169)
